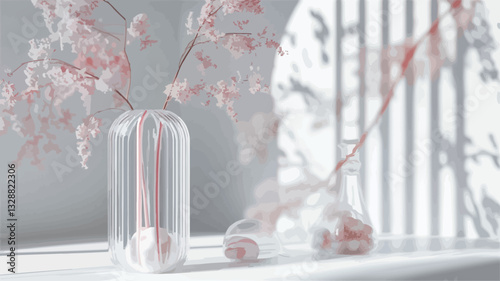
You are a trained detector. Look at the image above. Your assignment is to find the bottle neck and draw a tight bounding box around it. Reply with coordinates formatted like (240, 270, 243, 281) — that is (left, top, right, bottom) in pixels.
(339, 171, 367, 220)
(337, 141, 370, 221)
(340, 172, 361, 201)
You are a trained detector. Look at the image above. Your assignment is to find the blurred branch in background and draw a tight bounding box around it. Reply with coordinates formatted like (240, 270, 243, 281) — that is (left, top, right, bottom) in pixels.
(256, 0, 500, 242)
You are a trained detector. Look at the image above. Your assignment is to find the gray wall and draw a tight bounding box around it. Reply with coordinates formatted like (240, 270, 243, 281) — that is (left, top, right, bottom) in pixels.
(0, 0, 297, 249)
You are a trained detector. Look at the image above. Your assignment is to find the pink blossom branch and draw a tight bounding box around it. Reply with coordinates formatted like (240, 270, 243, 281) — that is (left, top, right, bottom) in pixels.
(179, 38, 197, 64)
(90, 107, 126, 117)
(114, 89, 134, 110)
(8, 58, 134, 110)
(208, 4, 223, 17)
(192, 40, 211, 47)
(193, 32, 252, 47)
(163, 36, 199, 109)
(333, 0, 469, 174)
(103, 0, 132, 99)
(225, 32, 252, 35)
(91, 26, 120, 41)
(8, 59, 98, 79)
(163, 4, 223, 109)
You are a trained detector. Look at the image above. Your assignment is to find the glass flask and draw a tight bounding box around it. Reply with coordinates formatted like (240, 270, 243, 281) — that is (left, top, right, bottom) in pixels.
(223, 219, 280, 261)
(331, 140, 375, 255)
(108, 110, 190, 273)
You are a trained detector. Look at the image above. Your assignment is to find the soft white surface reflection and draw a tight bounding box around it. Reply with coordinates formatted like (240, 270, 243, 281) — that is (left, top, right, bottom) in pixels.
(2, 236, 499, 280)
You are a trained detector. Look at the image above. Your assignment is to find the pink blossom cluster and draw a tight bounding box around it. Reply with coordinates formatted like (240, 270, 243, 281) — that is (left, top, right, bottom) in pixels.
(248, 72, 269, 94)
(140, 36, 158, 51)
(128, 14, 158, 51)
(164, 79, 196, 104)
(128, 13, 150, 38)
(185, 0, 284, 58)
(233, 20, 249, 30)
(2, 0, 156, 169)
(0, 81, 20, 138)
(195, 51, 217, 75)
(166, 0, 281, 121)
(0, 78, 77, 168)
(165, 77, 241, 120)
(32, 0, 101, 47)
(208, 79, 240, 118)
(3, 0, 278, 169)
(311, 213, 374, 255)
(192, 0, 264, 37)
(0, 81, 19, 110)
(75, 116, 102, 169)
(221, 0, 264, 15)
(334, 215, 374, 255)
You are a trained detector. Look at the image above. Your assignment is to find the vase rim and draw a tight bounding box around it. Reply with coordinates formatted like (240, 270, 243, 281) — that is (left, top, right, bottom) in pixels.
(125, 109, 174, 112)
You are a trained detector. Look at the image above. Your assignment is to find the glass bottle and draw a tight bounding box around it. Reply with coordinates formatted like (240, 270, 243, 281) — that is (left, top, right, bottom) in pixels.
(108, 110, 190, 273)
(331, 140, 375, 255)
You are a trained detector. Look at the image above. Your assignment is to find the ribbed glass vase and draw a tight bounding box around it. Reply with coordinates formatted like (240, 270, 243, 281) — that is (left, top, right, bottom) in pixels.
(108, 110, 190, 273)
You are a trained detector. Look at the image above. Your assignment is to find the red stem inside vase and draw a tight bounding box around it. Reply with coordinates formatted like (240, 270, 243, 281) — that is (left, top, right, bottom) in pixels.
(141, 170, 150, 228)
(155, 122, 163, 262)
(136, 110, 148, 265)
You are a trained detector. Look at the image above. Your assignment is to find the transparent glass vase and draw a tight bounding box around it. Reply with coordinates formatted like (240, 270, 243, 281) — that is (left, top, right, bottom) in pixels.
(108, 110, 190, 273)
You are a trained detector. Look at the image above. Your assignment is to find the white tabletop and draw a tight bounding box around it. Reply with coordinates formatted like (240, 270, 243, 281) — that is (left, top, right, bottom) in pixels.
(2, 235, 499, 280)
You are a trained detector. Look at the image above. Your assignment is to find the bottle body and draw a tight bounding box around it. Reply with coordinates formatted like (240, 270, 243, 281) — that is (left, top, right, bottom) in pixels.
(108, 110, 190, 273)
(309, 140, 375, 255)
(332, 141, 374, 255)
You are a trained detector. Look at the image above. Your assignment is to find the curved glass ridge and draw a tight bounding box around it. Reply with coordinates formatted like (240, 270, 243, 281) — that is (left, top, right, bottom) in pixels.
(108, 110, 190, 273)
